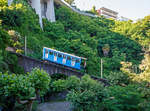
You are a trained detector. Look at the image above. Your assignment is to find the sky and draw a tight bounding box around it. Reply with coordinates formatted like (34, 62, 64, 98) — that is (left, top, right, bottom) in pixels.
(74, 0, 150, 20)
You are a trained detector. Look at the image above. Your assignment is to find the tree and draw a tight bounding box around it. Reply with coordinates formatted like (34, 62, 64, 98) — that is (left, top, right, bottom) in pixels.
(29, 68, 51, 103)
(91, 6, 98, 14)
(0, 28, 10, 50)
(139, 47, 150, 72)
(0, 0, 7, 7)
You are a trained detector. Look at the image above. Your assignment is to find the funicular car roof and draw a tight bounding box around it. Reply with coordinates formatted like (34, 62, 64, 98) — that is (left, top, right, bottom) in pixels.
(44, 47, 86, 59)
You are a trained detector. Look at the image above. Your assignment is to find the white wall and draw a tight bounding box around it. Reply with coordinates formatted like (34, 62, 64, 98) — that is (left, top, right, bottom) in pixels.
(47, 0, 56, 22)
(31, 0, 56, 27)
(31, 0, 43, 28)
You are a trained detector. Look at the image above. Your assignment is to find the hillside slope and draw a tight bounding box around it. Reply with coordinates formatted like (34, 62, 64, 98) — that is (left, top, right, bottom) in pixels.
(0, 0, 145, 76)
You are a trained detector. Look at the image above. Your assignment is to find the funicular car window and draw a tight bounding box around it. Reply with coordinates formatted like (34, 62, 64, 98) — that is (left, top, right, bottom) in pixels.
(76, 59, 80, 63)
(54, 52, 57, 56)
(72, 58, 76, 61)
(45, 49, 48, 54)
(58, 53, 62, 57)
(67, 56, 71, 60)
(63, 55, 66, 58)
(49, 51, 53, 55)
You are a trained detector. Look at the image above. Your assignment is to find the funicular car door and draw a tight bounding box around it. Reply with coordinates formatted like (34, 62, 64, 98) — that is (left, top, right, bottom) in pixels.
(71, 58, 76, 67)
(66, 56, 71, 67)
(75, 59, 81, 69)
(45, 49, 48, 59)
(49, 50, 54, 61)
(62, 55, 67, 64)
(57, 53, 63, 64)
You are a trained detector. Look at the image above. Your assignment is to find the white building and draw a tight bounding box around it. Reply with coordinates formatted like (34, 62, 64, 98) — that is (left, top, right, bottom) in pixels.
(97, 7, 118, 19)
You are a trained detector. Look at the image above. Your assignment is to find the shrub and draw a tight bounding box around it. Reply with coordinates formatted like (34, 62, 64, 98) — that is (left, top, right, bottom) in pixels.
(98, 33, 143, 63)
(80, 75, 103, 90)
(2, 51, 24, 74)
(43, 20, 65, 41)
(102, 85, 143, 111)
(29, 68, 51, 96)
(51, 79, 68, 93)
(0, 69, 51, 110)
(0, 73, 35, 99)
(0, 72, 35, 110)
(0, 27, 10, 50)
(106, 71, 130, 86)
(67, 90, 101, 111)
(67, 75, 105, 111)
(0, 4, 27, 27)
(0, 0, 7, 7)
(8, 30, 23, 53)
(66, 76, 80, 90)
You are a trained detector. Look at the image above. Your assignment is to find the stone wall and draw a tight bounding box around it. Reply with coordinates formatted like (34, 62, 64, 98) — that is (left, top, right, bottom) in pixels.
(13, 53, 109, 85)
(16, 53, 83, 77)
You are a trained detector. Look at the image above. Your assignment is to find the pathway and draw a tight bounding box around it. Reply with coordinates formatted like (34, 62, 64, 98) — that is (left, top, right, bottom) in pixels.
(37, 101, 72, 111)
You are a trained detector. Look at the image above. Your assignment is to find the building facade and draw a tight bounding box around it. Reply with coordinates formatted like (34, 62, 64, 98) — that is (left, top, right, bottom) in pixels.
(97, 7, 118, 19)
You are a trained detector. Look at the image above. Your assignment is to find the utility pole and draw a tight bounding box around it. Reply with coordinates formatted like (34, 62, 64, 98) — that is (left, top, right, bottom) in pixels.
(101, 59, 103, 78)
(25, 36, 27, 56)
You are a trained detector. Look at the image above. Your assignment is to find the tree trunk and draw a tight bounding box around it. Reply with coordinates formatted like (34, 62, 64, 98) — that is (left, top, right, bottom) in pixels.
(26, 101, 33, 111)
(36, 90, 41, 104)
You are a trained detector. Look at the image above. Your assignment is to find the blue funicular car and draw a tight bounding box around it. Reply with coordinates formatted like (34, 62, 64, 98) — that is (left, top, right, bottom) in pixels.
(43, 47, 87, 70)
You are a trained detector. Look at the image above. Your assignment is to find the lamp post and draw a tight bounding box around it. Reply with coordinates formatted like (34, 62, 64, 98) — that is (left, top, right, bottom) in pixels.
(101, 59, 103, 78)
(25, 36, 27, 56)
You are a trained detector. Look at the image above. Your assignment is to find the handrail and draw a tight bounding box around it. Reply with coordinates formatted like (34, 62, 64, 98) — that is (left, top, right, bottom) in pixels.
(55, 0, 98, 18)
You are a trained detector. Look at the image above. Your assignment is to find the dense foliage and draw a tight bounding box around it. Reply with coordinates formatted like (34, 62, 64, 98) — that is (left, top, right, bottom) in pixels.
(0, 0, 150, 111)
(29, 68, 51, 95)
(67, 75, 105, 111)
(0, 68, 51, 110)
(0, 0, 146, 76)
(102, 85, 144, 111)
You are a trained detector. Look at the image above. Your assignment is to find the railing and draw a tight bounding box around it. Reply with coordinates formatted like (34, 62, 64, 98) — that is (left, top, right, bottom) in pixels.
(55, 0, 98, 18)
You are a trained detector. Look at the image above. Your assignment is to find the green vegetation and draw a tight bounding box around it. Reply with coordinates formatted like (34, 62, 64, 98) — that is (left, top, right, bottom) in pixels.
(67, 75, 105, 111)
(0, 0, 150, 111)
(0, 68, 51, 111)
(0, 0, 145, 76)
(29, 68, 51, 95)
